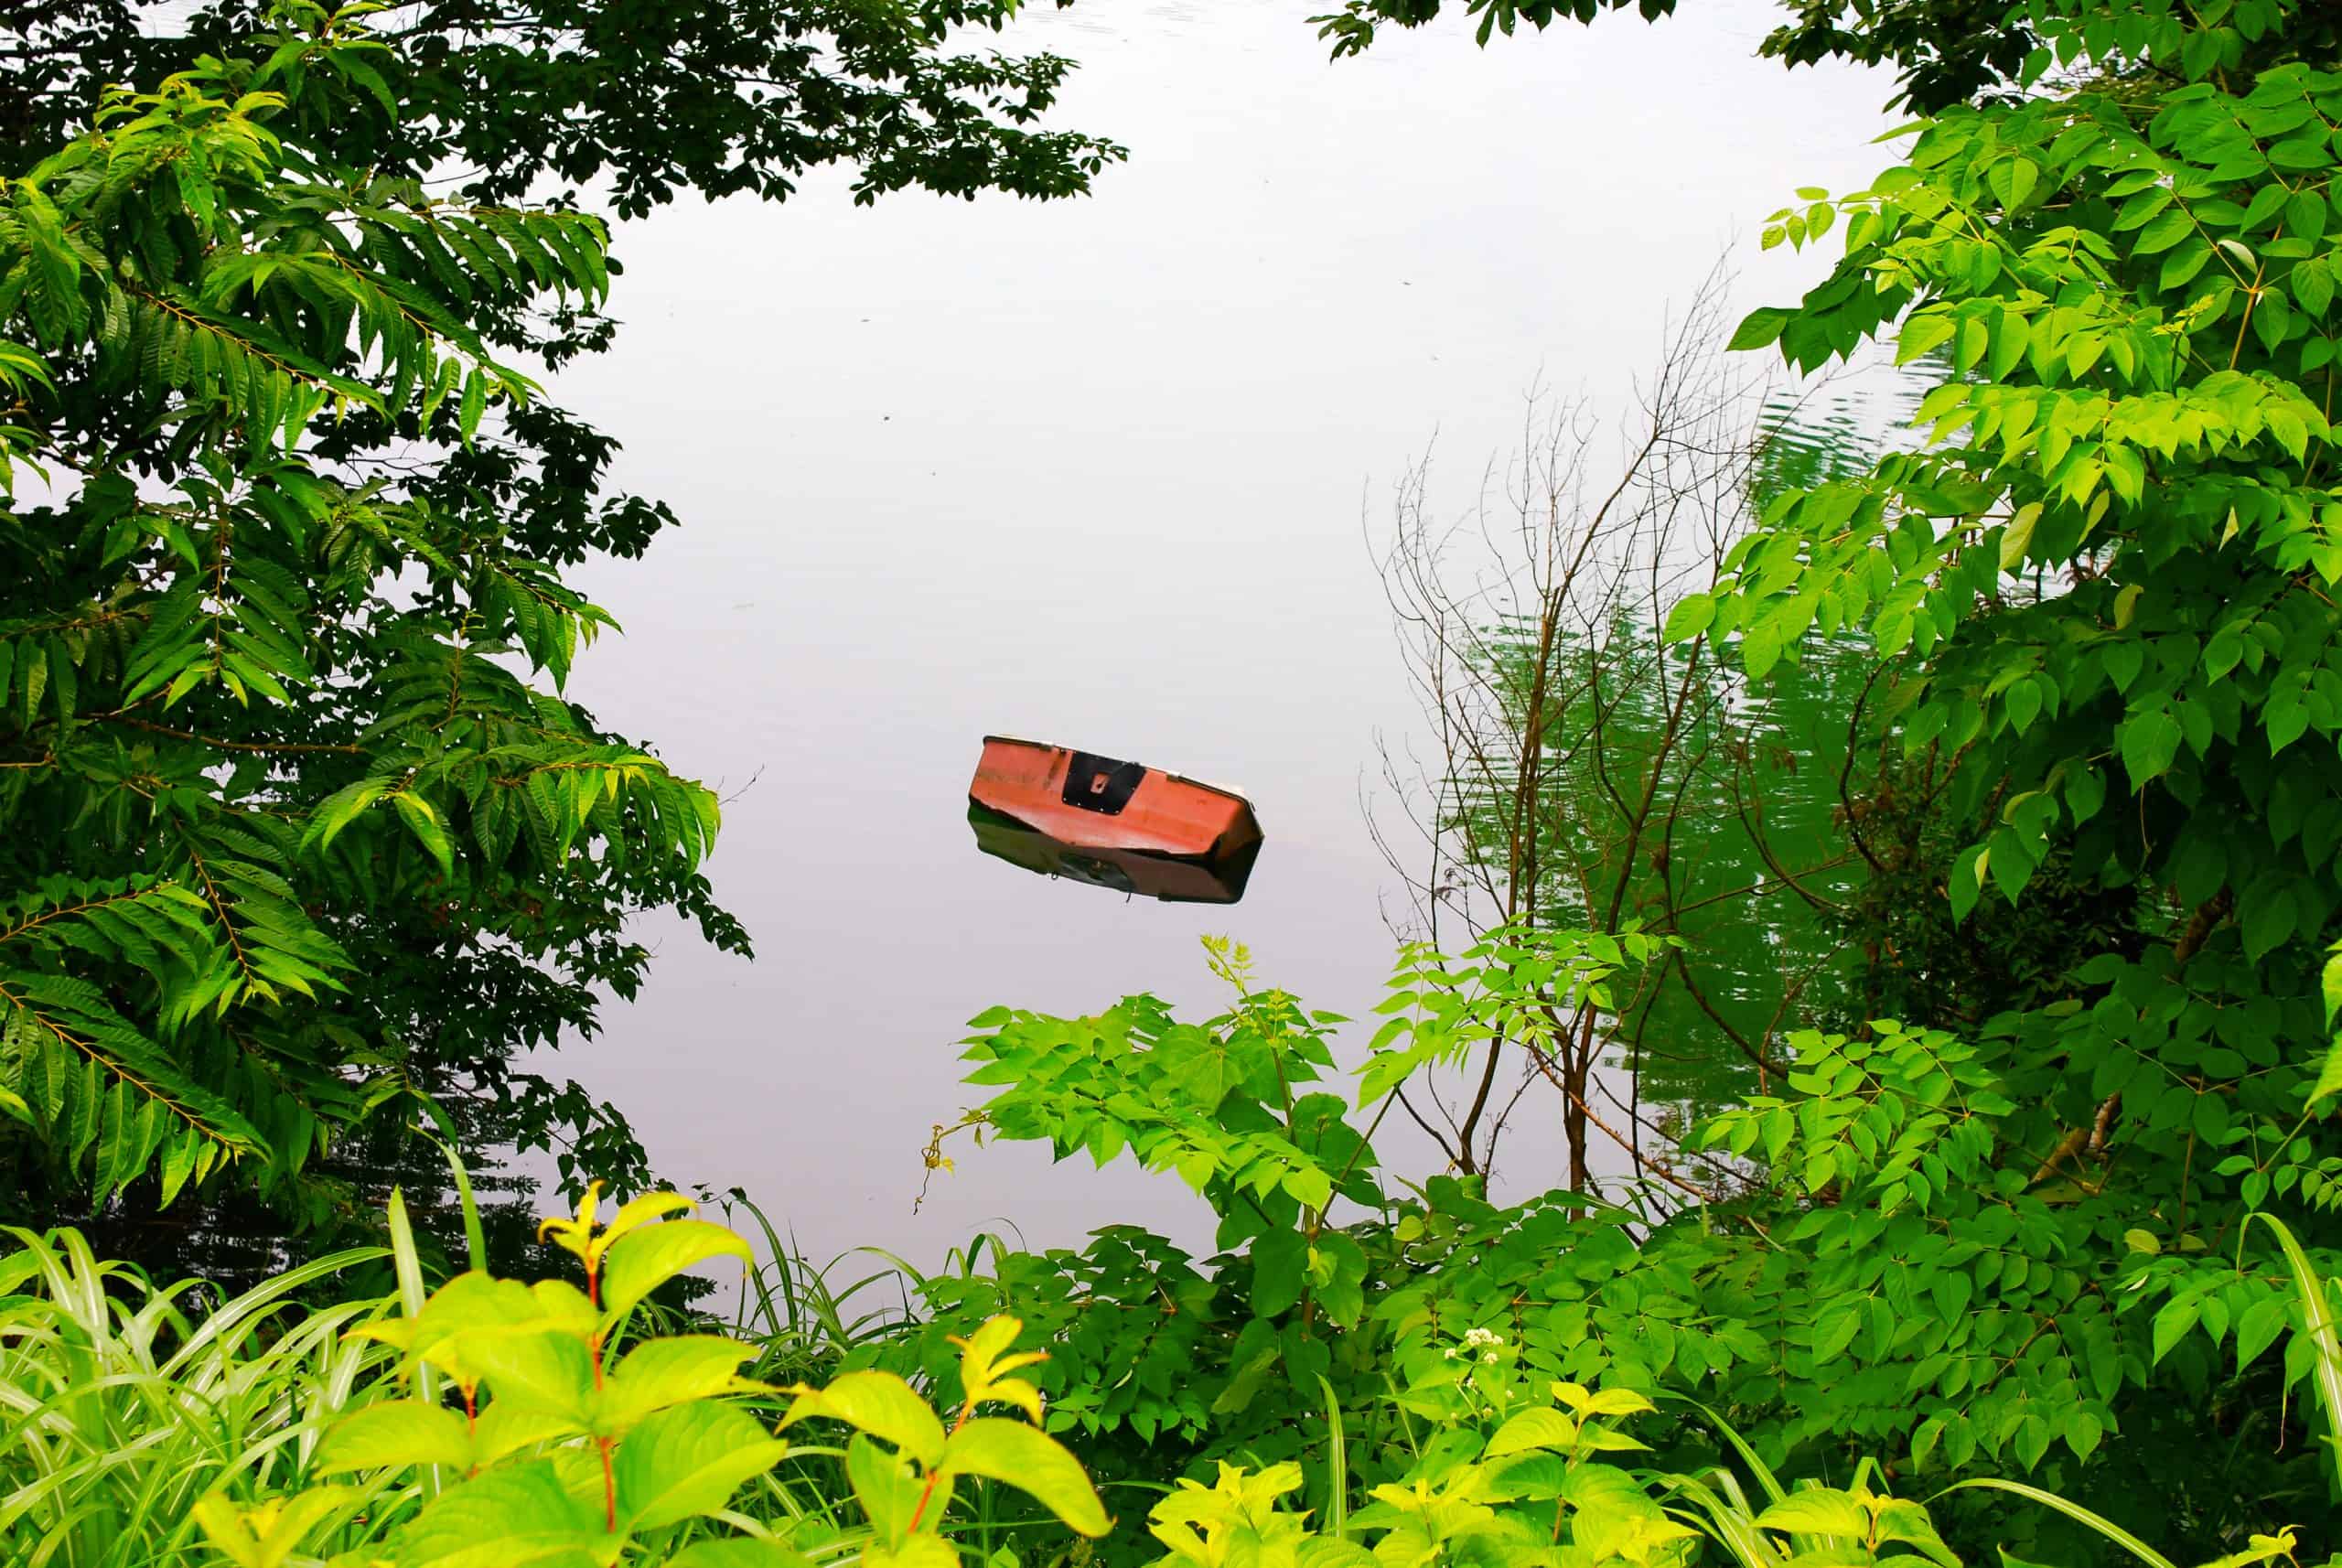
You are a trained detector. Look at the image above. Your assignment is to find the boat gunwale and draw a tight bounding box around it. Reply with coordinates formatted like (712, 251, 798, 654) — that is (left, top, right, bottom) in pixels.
(977, 734, 1258, 813)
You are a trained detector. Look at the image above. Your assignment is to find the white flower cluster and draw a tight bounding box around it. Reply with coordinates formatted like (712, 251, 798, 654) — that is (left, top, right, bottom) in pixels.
(1443, 1326, 1506, 1365)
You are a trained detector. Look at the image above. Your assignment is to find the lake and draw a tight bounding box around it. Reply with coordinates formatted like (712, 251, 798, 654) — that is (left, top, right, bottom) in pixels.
(541, 0, 1893, 1271)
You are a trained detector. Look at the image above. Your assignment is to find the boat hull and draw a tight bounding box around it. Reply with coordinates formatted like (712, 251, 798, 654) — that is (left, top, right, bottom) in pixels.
(967, 736, 1263, 904)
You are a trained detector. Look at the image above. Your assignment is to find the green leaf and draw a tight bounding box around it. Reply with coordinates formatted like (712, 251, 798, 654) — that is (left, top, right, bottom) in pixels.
(846, 1431, 928, 1546)
(938, 1417, 1110, 1536)
(1728, 308, 1795, 352)
(2133, 207, 2194, 255)
(2296, 256, 2336, 317)
(1662, 592, 1717, 643)
(599, 1218, 752, 1321)
(391, 792, 456, 878)
(780, 1370, 947, 1467)
(2119, 710, 2181, 790)
(2005, 679, 2043, 736)
(1999, 502, 2041, 572)
(390, 1460, 605, 1567)
(2241, 884, 2297, 962)
(866, 1538, 961, 1568)
(2204, 628, 2245, 680)
(2234, 1293, 2290, 1370)
(316, 1399, 475, 1473)
(458, 366, 489, 446)
(1753, 1489, 1871, 1538)
(615, 1402, 791, 1530)
(192, 1487, 356, 1568)
(1486, 1407, 1578, 1456)
(2151, 1296, 2200, 1364)
(1311, 1230, 1369, 1327)
(1930, 1269, 1972, 1321)
(2309, 1033, 2342, 1111)
(2162, 240, 2214, 290)
(1251, 1227, 1308, 1318)
(1950, 844, 1988, 921)
(462, 1327, 596, 1422)
(1812, 1298, 1863, 1366)
(1897, 312, 1957, 365)
(601, 1335, 763, 1430)
(304, 779, 387, 852)
(1991, 156, 2038, 209)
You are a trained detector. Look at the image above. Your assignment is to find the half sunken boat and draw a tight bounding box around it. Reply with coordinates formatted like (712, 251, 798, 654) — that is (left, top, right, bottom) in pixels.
(966, 736, 1263, 905)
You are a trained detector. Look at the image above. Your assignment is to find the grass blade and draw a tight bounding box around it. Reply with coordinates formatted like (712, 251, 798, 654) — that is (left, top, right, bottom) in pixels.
(435, 1137, 489, 1274)
(2244, 1211, 2342, 1498)
(1663, 1395, 1788, 1505)
(1317, 1374, 1348, 1538)
(1933, 1479, 2175, 1568)
(1660, 1471, 1782, 1568)
(384, 1186, 443, 1503)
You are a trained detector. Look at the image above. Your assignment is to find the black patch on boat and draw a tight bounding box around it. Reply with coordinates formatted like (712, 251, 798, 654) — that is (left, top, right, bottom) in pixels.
(1061, 752, 1146, 814)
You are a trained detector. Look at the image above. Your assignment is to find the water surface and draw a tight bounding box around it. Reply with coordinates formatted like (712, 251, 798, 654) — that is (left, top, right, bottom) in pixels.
(543, 0, 1893, 1267)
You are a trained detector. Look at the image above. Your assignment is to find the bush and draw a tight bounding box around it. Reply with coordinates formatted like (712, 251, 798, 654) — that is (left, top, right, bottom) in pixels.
(4, 1187, 2333, 1568)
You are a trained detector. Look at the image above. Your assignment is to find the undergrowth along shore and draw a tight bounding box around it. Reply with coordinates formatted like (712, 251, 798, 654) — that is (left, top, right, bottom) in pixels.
(1, 1172, 2335, 1568)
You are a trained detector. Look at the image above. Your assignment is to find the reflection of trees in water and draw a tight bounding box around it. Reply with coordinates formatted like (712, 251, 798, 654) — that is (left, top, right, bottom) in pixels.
(1368, 266, 1934, 1190)
(1446, 614, 1883, 1159)
(28, 1075, 557, 1297)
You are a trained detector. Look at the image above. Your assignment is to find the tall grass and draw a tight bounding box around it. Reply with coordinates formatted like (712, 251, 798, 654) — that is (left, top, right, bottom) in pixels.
(0, 1227, 398, 1566)
(714, 1191, 924, 1381)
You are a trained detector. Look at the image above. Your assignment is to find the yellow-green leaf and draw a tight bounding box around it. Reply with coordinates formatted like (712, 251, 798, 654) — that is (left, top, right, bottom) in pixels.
(780, 1370, 949, 1467)
(938, 1417, 1109, 1535)
(316, 1400, 474, 1474)
(615, 1402, 791, 1530)
(598, 1217, 751, 1321)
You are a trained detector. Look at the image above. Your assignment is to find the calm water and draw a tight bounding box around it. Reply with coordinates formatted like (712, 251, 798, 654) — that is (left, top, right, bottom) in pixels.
(541, 0, 1891, 1268)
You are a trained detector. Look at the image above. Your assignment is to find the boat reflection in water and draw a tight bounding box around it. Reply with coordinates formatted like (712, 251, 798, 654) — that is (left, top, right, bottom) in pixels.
(965, 736, 1263, 905)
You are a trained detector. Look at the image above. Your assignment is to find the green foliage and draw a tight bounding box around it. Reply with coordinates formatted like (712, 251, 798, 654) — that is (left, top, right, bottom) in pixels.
(19, 2, 2342, 1566)
(1311, 0, 1681, 58)
(1648, 0, 2342, 1546)
(1144, 1380, 1709, 1568)
(0, 1223, 400, 1564)
(904, 912, 2342, 1562)
(1697, 0, 2342, 1449)
(10, 1186, 2337, 1567)
(1304, 0, 2341, 116)
(9, 1153, 2342, 1568)
(962, 939, 1364, 1216)
(0, 0, 1122, 1246)
(0, 0, 1126, 214)
(0, 4, 734, 1220)
(0, 1184, 1108, 1567)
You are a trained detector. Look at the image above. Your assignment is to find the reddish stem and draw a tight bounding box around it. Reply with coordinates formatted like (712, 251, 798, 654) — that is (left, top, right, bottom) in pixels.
(588, 1256, 615, 1530)
(905, 1401, 974, 1534)
(906, 1471, 943, 1534)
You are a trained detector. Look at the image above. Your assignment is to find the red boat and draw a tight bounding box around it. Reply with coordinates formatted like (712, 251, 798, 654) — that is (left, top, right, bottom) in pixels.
(966, 736, 1264, 904)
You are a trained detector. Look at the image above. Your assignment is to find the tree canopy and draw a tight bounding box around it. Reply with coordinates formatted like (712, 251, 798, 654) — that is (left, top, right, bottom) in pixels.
(0, 0, 1118, 1244)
